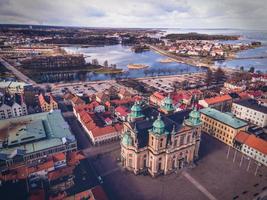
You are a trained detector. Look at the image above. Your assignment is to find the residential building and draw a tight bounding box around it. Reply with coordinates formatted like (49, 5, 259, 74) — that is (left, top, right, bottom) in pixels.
(0, 92, 27, 119)
(121, 102, 202, 177)
(234, 131, 267, 166)
(198, 94, 232, 112)
(200, 107, 248, 146)
(0, 81, 32, 94)
(0, 110, 79, 182)
(74, 103, 123, 145)
(115, 106, 130, 121)
(38, 93, 58, 112)
(20, 54, 86, 69)
(232, 99, 267, 127)
(118, 88, 132, 99)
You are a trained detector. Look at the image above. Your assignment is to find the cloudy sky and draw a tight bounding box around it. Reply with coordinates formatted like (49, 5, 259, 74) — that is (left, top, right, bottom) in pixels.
(0, 0, 266, 29)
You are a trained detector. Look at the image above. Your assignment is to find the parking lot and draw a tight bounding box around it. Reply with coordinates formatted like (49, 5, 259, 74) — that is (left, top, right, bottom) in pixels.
(141, 73, 206, 92)
(91, 133, 267, 200)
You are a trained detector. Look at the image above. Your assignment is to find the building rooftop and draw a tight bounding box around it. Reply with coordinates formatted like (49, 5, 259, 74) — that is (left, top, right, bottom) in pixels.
(235, 131, 267, 154)
(203, 94, 232, 105)
(200, 107, 248, 129)
(130, 107, 191, 148)
(0, 81, 31, 89)
(234, 99, 267, 114)
(0, 110, 75, 156)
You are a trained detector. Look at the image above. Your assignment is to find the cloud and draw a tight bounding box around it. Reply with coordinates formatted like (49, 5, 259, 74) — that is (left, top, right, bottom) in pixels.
(0, 0, 266, 29)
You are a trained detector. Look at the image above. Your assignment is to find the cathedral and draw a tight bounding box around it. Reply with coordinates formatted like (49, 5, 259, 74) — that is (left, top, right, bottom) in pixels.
(121, 96, 202, 177)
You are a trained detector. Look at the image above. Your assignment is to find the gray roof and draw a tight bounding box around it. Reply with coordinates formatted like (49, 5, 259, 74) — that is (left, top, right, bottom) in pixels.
(234, 99, 267, 114)
(0, 110, 75, 156)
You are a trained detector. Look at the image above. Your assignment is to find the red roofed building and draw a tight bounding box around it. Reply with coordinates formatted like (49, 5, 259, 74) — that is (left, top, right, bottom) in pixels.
(198, 94, 232, 112)
(234, 131, 267, 166)
(149, 92, 165, 107)
(64, 185, 109, 200)
(38, 93, 58, 112)
(115, 106, 130, 121)
(74, 104, 123, 145)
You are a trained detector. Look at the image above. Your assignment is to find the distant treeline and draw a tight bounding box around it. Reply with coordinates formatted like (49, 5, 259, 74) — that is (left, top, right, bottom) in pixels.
(163, 32, 239, 40)
(42, 36, 119, 45)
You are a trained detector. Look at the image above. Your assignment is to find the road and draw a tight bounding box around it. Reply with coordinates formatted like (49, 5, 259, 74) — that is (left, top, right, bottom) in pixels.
(0, 57, 37, 85)
(148, 44, 237, 73)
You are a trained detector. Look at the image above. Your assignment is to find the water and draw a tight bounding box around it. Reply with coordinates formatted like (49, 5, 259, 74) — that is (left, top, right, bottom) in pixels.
(63, 29, 267, 82)
(64, 45, 203, 81)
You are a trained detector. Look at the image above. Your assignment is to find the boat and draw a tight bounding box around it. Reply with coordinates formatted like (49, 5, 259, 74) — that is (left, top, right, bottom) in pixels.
(127, 64, 149, 69)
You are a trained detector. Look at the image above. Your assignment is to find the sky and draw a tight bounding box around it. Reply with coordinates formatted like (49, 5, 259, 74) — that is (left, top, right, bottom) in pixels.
(0, 0, 267, 30)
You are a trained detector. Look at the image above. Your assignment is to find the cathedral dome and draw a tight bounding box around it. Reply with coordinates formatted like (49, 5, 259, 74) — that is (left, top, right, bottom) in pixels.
(131, 102, 142, 112)
(184, 107, 202, 127)
(152, 113, 165, 134)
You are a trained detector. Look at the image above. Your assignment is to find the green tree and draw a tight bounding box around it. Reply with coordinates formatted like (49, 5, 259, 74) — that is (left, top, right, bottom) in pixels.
(205, 68, 213, 85)
(214, 67, 226, 83)
(248, 66, 255, 73)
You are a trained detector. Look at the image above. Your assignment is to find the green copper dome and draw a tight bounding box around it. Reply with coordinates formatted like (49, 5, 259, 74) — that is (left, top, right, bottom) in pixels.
(161, 94, 175, 112)
(122, 133, 133, 146)
(131, 101, 142, 112)
(184, 107, 202, 127)
(129, 101, 144, 119)
(152, 113, 165, 134)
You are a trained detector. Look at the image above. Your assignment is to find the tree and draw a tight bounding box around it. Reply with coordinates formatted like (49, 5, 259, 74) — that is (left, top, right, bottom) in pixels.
(205, 68, 213, 85)
(214, 67, 226, 83)
(240, 66, 244, 71)
(92, 59, 99, 66)
(248, 66, 255, 73)
(103, 60, 109, 68)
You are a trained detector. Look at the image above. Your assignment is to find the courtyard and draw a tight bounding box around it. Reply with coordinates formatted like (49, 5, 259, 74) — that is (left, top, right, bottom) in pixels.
(91, 133, 267, 200)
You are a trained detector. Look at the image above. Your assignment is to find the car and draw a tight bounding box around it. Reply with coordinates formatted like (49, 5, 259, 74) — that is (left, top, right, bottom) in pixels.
(98, 176, 103, 184)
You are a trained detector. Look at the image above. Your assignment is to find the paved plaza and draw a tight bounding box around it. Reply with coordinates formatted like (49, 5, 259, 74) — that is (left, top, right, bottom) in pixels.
(91, 133, 267, 200)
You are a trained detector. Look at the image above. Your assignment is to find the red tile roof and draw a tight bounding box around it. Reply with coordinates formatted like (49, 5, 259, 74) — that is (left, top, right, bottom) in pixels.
(204, 95, 232, 105)
(235, 131, 267, 154)
(115, 106, 130, 117)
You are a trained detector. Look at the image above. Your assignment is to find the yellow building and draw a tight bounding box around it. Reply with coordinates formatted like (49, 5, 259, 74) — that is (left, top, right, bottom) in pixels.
(200, 107, 248, 146)
(38, 93, 58, 112)
(121, 101, 202, 177)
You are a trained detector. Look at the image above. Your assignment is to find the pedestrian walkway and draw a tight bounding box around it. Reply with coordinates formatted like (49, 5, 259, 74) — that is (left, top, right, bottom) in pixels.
(182, 171, 218, 200)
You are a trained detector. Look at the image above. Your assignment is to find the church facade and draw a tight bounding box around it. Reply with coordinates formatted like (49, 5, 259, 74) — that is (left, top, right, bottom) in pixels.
(121, 96, 202, 177)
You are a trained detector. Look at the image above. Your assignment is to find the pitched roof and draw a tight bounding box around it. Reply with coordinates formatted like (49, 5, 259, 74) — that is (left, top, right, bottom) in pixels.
(235, 131, 267, 154)
(115, 106, 130, 117)
(204, 94, 232, 105)
(234, 99, 267, 114)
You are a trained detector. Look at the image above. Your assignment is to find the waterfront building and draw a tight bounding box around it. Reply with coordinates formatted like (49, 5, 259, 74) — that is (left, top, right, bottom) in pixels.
(0, 81, 32, 94)
(20, 54, 85, 69)
(0, 110, 78, 181)
(38, 93, 58, 112)
(234, 131, 267, 167)
(198, 94, 232, 112)
(74, 103, 122, 145)
(200, 107, 248, 146)
(232, 99, 267, 128)
(0, 92, 27, 119)
(121, 103, 202, 177)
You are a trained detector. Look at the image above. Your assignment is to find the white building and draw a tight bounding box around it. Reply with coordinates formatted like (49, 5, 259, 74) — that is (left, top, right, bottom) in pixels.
(232, 99, 267, 127)
(224, 82, 246, 91)
(234, 131, 267, 167)
(0, 81, 32, 94)
(0, 93, 27, 119)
